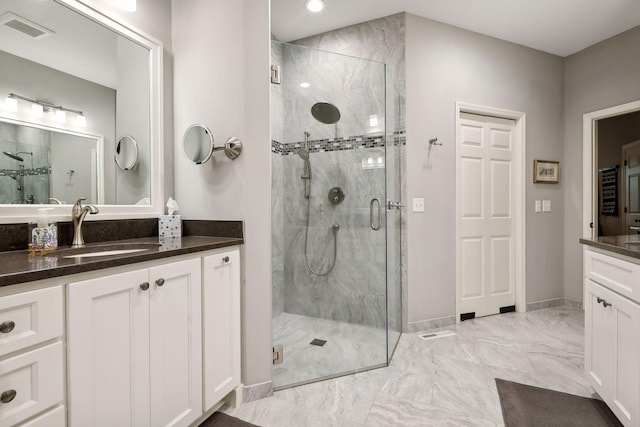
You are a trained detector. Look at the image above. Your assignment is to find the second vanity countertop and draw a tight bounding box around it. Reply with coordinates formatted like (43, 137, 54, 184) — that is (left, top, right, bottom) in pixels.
(580, 234, 640, 260)
(0, 235, 243, 288)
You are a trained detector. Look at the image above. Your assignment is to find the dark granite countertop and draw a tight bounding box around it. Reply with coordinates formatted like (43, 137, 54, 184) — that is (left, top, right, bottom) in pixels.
(580, 235, 640, 260)
(0, 235, 243, 287)
(0, 219, 244, 288)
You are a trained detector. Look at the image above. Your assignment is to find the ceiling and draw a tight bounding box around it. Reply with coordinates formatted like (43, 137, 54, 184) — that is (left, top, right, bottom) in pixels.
(271, 0, 640, 57)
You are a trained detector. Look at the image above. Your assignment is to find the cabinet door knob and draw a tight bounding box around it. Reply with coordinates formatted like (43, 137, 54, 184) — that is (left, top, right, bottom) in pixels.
(140, 282, 150, 291)
(1, 389, 16, 404)
(597, 297, 612, 308)
(223, 256, 230, 263)
(0, 321, 15, 334)
(156, 278, 165, 287)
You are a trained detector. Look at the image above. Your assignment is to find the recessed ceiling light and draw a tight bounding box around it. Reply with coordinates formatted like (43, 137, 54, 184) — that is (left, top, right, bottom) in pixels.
(300, 82, 311, 88)
(305, 0, 326, 13)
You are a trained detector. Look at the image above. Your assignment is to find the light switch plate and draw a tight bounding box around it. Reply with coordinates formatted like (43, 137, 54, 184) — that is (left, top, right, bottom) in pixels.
(535, 200, 542, 213)
(413, 198, 425, 213)
(543, 200, 551, 212)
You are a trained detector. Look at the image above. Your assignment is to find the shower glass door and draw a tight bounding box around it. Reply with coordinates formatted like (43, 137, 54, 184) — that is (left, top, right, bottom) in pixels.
(271, 41, 394, 389)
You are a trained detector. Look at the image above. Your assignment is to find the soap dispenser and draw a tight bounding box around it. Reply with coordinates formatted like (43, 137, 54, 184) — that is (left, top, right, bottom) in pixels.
(28, 208, 58, 254)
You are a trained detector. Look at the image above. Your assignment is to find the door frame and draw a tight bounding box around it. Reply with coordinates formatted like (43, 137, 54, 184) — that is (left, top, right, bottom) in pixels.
(455, 102, 527, 322)
(582, 100, 640, 239)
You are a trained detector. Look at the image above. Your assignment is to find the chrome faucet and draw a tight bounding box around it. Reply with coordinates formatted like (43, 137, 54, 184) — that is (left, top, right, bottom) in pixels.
(71, 197, 99, 247)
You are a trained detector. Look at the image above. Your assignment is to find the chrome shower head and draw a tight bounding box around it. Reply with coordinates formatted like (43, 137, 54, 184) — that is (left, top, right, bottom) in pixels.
(3, 151, 24, 162)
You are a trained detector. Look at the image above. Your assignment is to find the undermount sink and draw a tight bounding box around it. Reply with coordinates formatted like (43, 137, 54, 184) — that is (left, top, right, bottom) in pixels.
(59, 242, 161, 259)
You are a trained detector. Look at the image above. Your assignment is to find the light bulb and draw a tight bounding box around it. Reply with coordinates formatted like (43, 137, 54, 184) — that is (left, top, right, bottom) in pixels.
(32, 103, 43, 117)
(300, 82, 310, 88)
(369, 114, 378, 127)
(5, 96, 17, 112)
(76, 114, 86, 127)
(305, 0, 325, 13)
(55, 109, 66, 122)
(116, 0, 136, 12)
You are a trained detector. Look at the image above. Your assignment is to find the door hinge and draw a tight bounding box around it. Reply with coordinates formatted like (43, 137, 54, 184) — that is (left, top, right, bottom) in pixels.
(270, 65, 281, 85)
(624, 160, 628, 167)
(273, 345, 283, 365)
(625, 207, 628, 213)
(590, 222, 594, 229)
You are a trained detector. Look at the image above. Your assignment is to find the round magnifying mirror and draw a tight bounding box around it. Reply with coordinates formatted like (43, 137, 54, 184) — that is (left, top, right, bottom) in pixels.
(183, 124, 214, 165)
(114, 135, 138, 171)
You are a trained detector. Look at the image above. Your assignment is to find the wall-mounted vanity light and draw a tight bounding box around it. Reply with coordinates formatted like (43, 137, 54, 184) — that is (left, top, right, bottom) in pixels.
(4, 93, 86, 127)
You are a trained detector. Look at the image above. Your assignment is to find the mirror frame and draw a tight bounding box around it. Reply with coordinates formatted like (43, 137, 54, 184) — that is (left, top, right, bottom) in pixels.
(115, 135, 139, 171)
(0, 0, 163, 223)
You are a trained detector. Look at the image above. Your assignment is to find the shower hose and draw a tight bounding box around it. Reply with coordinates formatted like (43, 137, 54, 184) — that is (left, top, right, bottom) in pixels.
(302, 184, 339, 277)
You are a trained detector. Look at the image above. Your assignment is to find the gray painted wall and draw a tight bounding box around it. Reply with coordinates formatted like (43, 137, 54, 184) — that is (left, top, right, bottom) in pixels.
(406, 14, 566, 323)
(563, 26, 640, 303)
(172, 0, 272, 389)
(83, 0, 175, 205)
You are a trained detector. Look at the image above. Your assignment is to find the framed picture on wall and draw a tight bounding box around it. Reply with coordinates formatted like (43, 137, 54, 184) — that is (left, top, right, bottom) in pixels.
(533, 160, 560, 183)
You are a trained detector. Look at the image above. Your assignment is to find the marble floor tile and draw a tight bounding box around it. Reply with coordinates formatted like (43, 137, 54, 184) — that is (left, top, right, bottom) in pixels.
(224, 306, 594, 426)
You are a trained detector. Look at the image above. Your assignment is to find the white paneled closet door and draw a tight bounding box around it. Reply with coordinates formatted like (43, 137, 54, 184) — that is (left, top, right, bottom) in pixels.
(457, 112, 517, 318)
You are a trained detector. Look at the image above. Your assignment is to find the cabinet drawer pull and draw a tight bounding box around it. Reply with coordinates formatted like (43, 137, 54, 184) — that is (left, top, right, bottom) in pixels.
(597, 297, 612, 308)
(222, 256, 230, 263)
(140, 282, 150, 291)
(156, 278, 165, 287)
(1, 389, 16, 403)
(0, 321, 15, 334)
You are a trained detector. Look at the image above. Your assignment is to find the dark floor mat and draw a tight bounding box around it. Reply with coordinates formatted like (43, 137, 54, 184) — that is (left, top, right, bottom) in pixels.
(495, 378, 623, 427)
(199, 411, 260, 427)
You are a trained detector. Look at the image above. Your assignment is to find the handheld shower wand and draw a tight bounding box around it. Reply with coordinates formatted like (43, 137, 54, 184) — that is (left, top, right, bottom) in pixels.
(298, 131, 311, 199)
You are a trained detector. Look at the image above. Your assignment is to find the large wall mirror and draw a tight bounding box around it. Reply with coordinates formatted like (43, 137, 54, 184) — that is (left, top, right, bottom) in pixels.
(0, 0, 163, 222)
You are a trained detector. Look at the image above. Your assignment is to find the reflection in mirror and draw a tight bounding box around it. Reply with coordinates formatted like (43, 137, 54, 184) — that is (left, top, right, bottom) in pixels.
(0, 0, 152, 207)
(597, 109, 640, 237)
(183, 124, 214, 165)
(114, 135, 138, 171)
(0, 118, 102, 205)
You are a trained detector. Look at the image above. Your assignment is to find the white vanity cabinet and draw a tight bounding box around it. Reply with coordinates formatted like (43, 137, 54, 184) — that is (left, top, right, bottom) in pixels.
(0, 286, 65, 427)
(67, 258, 203, 427)
(203, 250, 241, 408)
(584, 248, 640, 427)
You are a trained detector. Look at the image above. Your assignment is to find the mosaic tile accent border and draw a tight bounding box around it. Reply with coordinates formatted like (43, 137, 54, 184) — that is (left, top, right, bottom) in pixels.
(271, 131, 406, 156)
(0, 167, 50, 178)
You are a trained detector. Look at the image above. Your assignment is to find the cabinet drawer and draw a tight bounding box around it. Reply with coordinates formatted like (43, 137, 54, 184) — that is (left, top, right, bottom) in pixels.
(19, 405, 65, 427)
(585, 249, 640, 304)
(0, 342, 64, 427)
(0, 287, 63, 357)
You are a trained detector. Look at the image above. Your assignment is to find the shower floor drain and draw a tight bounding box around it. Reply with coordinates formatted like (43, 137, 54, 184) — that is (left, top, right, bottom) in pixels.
(419, 330, 455, 341)
(310, 338, 327, 347)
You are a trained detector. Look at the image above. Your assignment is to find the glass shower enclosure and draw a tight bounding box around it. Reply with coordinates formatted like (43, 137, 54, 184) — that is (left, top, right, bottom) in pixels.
(271, 41, 401, 389)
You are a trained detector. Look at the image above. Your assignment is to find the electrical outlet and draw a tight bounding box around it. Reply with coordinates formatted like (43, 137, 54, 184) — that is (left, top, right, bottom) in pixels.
(543, 200, 551, 212)
(535, 200, 541, 213)
(413, 198, 425, 213)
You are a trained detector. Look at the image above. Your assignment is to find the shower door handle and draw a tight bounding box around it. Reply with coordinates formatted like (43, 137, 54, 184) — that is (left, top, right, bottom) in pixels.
(370, 198, 381, 231)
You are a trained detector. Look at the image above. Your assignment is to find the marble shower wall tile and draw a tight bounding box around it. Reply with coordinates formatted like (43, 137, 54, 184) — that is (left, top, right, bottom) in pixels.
(271, 14, 407, 330)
